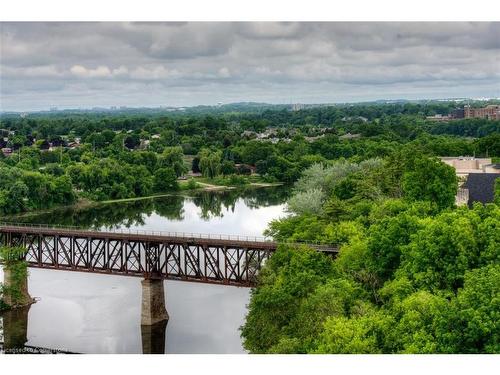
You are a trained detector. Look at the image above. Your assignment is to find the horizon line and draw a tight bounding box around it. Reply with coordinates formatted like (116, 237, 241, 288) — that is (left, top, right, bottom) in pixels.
(2, 96, 500, 114)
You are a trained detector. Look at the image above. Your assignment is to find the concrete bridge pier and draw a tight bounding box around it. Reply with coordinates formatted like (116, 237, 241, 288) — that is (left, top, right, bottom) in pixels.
(140, 278, 168, 353)
(3, 268, 33, 308)
(141, 278, 169, 326)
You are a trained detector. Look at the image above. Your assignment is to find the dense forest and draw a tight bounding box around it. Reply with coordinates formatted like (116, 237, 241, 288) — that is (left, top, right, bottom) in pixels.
(1, 100, 499, 353)
(1, 101, 498, 215)
(241, 149, 499, 353)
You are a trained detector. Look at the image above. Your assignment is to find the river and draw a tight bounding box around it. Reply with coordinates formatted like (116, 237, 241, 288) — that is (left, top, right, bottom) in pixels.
(0, 186, 289, 354)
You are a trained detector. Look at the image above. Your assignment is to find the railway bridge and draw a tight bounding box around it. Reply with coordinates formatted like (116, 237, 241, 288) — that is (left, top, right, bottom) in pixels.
(0, 223, 338, 346)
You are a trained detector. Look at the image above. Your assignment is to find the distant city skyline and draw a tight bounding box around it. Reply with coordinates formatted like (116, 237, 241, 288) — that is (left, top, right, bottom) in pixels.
(4, 96, 500, 115)
(1, 22, 499, 111)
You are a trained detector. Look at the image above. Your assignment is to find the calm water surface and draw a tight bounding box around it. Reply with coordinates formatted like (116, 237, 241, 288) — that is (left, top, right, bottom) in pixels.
(0, 187, 289, 353)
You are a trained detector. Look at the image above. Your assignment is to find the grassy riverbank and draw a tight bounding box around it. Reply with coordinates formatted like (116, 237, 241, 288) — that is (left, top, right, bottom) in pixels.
(195, 175, 282, 187)
(92, 178, 283, 204)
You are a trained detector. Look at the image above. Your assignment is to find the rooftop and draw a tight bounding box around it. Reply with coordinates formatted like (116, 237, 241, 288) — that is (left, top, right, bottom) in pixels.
(463, 173, 499, 206)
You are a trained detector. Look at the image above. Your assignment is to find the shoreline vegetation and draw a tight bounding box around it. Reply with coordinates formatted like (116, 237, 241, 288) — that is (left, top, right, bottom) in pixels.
(1, 178, 283, 220)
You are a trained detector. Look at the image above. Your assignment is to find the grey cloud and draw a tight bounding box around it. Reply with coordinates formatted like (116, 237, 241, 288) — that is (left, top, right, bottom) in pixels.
(236, 22, 307, 40)
(0, 22, 499, 111)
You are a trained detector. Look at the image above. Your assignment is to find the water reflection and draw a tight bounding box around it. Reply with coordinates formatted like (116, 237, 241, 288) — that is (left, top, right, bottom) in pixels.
(141, 321, 168, 354)
(0, 187, 289, 354)
(10, 186, 290, 233)
(0, 303, 168, 354)
(1, 305, 30, 351)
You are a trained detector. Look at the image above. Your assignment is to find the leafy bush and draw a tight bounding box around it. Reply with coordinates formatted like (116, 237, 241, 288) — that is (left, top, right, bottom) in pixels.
(0, 246, 29, 309)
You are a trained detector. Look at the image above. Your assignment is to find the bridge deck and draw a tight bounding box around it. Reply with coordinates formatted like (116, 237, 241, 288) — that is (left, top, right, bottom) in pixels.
(0, 225, 279, 250)
(0, 224, 338, 252)
(0, 224, 338, 286)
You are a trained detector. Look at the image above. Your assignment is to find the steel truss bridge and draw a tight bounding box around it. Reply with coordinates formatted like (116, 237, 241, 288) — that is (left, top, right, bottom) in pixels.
(0, 224, 338, 287)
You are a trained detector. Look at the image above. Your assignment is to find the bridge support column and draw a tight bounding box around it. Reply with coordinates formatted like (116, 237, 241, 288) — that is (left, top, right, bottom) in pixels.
(3, 268, 33, 308)
(141, 278, 168, 326)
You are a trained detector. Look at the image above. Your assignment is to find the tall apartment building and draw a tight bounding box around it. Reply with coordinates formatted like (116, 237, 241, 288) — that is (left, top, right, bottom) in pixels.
(464, 104, 500, 120)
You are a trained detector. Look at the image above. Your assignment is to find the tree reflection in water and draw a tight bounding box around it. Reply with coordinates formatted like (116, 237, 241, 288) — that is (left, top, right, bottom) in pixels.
(8, 186, 290, 230)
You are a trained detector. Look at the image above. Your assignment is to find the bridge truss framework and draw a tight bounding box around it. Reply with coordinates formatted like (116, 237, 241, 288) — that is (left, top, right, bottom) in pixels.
(0, 225, 338, 287)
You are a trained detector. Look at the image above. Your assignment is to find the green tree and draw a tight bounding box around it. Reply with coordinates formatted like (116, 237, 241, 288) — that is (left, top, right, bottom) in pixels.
(160, 146, 186, 177)
(449, 264, 500, 353)
(315, 312, 394, 354)
(390, 291, 451, 353)
(241, 245, 335, 353)
(220, 159, 236, 176)
(402, 157, 457, 210)
(400, 209, 480, 292)
(199, 149, 222, 178)
(153, 168, 179, 192)
(287, 188, 325, 215)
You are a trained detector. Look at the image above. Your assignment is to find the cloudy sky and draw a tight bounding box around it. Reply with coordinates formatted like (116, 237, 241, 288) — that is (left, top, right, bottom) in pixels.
(1, 22, 499, 111)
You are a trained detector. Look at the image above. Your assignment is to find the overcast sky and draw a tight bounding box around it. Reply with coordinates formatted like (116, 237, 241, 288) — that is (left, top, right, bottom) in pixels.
(1, 22, 499, 111)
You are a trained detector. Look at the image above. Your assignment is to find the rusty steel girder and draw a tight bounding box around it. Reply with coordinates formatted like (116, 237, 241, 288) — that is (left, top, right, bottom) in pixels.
(0, 225, 338, 287)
